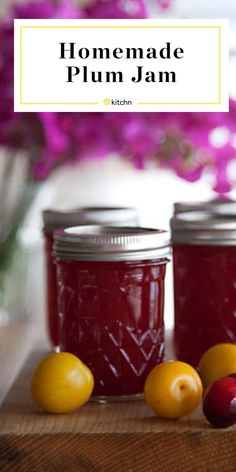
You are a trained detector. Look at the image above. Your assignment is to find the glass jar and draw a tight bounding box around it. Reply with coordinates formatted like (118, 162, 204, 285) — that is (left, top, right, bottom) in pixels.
(54, 226, 169, 400)
(171, 212, 236, 366)
(43, 207, 139, 348)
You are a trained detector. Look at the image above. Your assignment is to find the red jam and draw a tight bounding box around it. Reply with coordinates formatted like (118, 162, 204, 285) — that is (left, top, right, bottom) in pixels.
(173, 243, 236, 366)
(57, 258, 167, 397)
(44, 232, 58, 347)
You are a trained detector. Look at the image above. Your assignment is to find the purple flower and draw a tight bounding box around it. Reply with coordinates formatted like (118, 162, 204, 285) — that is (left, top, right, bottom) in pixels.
(85, 0, 147, 19)
(13, 0, 81, 19)
(157, 0, 173, 10)
(211, 144, 235, 195)
(0, 0, 236, 195)
(13, 1, 55, 19)
(38, 113, 69, 155)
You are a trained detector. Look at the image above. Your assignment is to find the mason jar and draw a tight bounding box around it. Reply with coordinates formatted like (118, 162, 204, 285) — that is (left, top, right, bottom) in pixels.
(54, 226, 170, 400)
(171, 212, 236, 366)
(43, 207, 139, 348)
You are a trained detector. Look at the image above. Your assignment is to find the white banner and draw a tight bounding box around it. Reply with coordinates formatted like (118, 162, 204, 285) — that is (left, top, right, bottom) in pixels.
(14, 19, 229, 112)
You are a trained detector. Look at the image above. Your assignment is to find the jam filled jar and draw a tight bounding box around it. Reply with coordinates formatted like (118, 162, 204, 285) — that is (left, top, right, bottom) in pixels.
(54, 226, 169, 400)
(172, 212, 236, 367)
(43, 207, 139, 348)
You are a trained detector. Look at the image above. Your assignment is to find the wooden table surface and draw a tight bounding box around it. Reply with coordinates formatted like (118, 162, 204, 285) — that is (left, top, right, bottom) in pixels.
(1, 321, 236, 472)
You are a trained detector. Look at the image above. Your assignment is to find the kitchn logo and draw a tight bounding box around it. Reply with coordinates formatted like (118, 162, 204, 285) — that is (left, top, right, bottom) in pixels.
(103, 98, 132, 106)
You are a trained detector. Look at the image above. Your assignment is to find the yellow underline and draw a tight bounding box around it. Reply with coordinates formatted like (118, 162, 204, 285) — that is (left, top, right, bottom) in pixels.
(20, 102, 99, 105)
(20, 27, 23, 103)
(21, 26, 220, 29)
(138, 102, 221, 105)
(218, 26, 221, 104)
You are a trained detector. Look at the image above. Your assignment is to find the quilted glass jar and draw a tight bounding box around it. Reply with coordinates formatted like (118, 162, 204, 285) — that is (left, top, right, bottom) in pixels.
(43, 207, 139, 348)
(54, 226, 169, 400)
(172, 212, 236, 366)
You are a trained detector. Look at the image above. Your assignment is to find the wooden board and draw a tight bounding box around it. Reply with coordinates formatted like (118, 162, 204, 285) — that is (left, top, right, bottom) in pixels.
(1, 347, 236, 472)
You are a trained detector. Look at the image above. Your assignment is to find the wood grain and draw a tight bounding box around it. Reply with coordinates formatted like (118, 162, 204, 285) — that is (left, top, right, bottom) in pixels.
(1, 346, 236, 471)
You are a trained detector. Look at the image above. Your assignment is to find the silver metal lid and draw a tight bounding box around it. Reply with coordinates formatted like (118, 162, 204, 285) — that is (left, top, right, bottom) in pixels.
(54, 226, 170, 261)
(43, 206, 139, 233)
(171, 211, 236, 245)
(174, 198, 236, 215)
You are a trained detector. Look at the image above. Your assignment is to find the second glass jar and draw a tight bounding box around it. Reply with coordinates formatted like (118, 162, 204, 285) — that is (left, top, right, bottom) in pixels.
(172, 212, 236, 366)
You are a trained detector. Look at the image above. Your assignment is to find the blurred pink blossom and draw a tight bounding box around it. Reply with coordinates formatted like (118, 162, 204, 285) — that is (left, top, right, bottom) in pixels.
(0, 0, 235, 194)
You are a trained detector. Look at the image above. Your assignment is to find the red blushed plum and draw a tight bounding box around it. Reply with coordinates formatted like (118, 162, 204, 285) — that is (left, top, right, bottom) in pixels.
(203, 376, 236, 428)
